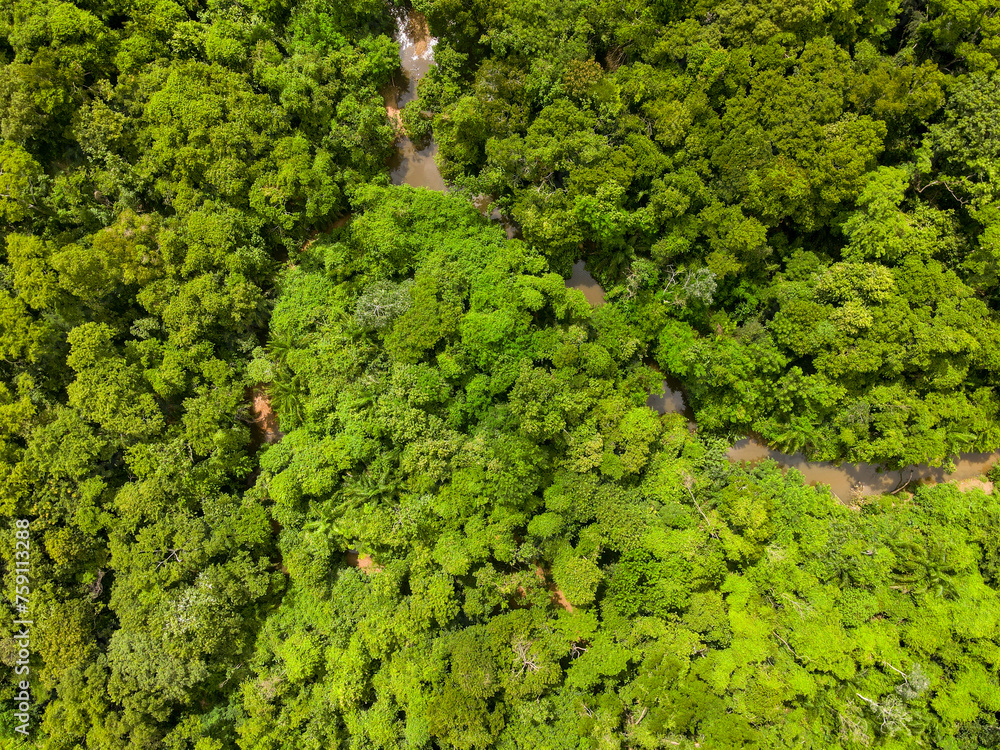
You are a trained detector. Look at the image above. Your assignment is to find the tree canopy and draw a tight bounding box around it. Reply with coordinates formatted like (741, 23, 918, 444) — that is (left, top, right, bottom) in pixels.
(2, 0, 1000, 748)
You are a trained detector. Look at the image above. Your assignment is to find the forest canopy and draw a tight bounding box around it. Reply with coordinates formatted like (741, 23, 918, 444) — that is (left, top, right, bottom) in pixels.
(2, 0, 1000, 748)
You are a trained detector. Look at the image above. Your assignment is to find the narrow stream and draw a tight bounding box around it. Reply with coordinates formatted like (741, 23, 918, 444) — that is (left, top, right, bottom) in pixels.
(386, 9, 524, 243)
(728, 440, 995, 500)
(383, 14, 997, 500)
(565, 261, 998, 498)
(473, 194, 522, 239)
(385, 8, 446, 192)
(566, 261, 606, 307)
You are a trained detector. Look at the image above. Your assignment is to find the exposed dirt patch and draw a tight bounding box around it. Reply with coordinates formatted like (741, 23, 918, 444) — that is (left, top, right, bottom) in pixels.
(249, 388, 283, 449)
(346, 550, 382, 575)
(510, 566, 574, 612)
(955, 477, 994, 494)
(533, 565, 573, 612)
(550, 587, 574, 612)
(385, 101, 403, 128)
(300, 216, 350, 257)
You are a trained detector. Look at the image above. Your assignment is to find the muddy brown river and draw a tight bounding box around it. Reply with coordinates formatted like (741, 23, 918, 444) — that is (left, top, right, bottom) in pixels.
(385, 9, 446, 191)
(566, 261, 606, 307)
(564, 262, 997, 499)
(384, 15, 997, 500)
(386, 9, 520, 246)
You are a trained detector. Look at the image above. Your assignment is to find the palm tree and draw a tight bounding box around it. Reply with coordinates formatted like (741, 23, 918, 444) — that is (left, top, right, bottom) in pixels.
(303, 501, 352, 544)
(947, 430, 979, 453)
(304, 457, 402, 543)
(891, 539, 958, 599)
(589, 246, 634, 288)
(268, 331, 316, 369)
(269, 373, 306, 427)
(772, 416, 815, 455)
(341, 459, 402, 505)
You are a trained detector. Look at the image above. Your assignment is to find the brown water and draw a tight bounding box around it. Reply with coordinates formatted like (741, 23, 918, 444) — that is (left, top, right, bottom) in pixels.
(568, 262, 691, 421)
(645, 372, 696, 427)
(564, 261, 998, 498)
(729, 440, 996, 500)
(566, 261, 606, 306)
(385, 9, 446, 192)
(473, 195, 522, 239)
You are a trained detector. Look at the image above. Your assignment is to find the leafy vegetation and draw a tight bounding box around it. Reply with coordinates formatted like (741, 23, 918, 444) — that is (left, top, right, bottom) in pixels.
(415, 0, 1000, 467)
(2, 0, 1000, 748)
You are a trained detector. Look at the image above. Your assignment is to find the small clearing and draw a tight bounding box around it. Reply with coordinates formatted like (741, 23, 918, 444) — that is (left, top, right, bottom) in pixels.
(346, 550, 382, 575)
(249, 388, 283, 448)
(956, 477, 994, 494)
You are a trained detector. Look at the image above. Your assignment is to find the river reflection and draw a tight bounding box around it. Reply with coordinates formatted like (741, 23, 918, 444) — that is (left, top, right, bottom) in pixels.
(383, 6, 997, 501)
(389, 138, 446, 192)
(646, 375, 696, 429)
(566, 261, 606, 306)
(564, 261, 997, 498)
(729, 440, 996, 500)
(473, 195, 522, 239)
(385, 9, 446, 192)
(384, 13, 528, 225)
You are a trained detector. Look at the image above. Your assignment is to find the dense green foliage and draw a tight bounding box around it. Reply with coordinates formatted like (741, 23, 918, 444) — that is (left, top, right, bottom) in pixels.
(414, 0, 1000, 466)
(235, 188, 1000, 749)
(2, 0, 1000, 748)
(0, 0, 396, 745)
